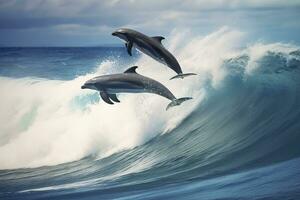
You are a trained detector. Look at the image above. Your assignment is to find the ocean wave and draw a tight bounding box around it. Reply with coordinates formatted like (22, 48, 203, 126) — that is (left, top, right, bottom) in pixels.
(0, 27, 299, 174)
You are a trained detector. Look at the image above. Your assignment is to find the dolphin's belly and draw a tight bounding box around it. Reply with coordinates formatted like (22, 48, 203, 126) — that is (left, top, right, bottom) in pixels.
(107, 87, 173, 101)
(106, 88, 146, 94)
(133, 41, 166, 65)
(133, 39, 182, 74)
(136, 47, 166, 65)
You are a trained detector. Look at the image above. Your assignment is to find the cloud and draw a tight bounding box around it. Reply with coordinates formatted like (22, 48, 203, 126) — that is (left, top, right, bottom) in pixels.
(0, 0, 299, 46)
(53, 24, 112, 36)
(1, 0, 300, 20)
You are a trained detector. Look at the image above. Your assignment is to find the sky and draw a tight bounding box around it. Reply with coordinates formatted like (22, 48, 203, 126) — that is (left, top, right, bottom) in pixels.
(0, 0, 300, 46)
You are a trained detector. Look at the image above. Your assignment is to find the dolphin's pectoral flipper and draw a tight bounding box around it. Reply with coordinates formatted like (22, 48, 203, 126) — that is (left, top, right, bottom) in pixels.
(166, 97, 192, 110)
(108, 93, 120, 103)
(125, 41, 133, 56)
(100, 91, 114, 105)
(170, 73, 197, 80)
(152, 36, 165, 44)
(124, 66, 138, 73)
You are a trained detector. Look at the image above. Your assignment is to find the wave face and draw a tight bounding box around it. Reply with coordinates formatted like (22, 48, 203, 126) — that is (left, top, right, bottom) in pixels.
(0, 28, 300, 199)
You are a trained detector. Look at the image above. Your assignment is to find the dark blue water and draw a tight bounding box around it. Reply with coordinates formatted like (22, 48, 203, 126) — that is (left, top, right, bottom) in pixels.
(0, 47, 132, 80)
(0, 38, 300, 199)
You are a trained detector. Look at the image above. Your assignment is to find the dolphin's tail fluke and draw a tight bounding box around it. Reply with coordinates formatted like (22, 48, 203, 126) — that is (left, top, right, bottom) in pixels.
(170, 73, 197, 80)
(166, 97, 193, 110)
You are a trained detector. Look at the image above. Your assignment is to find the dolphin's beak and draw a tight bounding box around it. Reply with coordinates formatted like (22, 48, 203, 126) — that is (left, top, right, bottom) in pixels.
(112, 32, 117, 36)
(81, 85, 87, 89)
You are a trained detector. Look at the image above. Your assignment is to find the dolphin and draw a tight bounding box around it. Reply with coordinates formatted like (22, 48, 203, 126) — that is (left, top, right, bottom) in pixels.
(112, 28, 196, 80)
(81, 66, 192, 110)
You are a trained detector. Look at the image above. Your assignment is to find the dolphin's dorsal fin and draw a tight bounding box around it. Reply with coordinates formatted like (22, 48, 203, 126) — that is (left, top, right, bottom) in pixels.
(124, 66, 138, 73)
(152, 36, 165, 44)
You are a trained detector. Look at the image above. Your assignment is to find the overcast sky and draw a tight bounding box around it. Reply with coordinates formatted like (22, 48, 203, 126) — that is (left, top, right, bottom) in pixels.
(0, 0, 300, 46)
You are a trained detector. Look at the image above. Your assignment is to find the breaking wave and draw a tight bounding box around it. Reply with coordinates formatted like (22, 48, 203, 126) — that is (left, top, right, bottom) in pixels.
(0, 27, 300, 199)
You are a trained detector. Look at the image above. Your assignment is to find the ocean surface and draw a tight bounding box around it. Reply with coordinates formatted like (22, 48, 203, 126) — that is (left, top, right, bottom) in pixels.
(0, 29, 300, 200)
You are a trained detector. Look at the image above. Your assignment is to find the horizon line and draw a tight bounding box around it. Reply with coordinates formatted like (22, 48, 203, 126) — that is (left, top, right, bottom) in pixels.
(0, 44, 123, 48)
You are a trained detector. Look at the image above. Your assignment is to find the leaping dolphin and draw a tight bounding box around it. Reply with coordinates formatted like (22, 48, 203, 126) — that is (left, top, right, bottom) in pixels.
(81, 66, 192, 110)
(112, 28, 196, 80)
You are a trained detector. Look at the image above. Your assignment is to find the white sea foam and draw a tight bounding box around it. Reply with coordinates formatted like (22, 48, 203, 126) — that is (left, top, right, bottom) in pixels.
(244, 42, 298, 74)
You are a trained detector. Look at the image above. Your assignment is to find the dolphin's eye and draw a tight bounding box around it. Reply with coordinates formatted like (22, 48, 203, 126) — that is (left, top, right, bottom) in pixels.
(117, 29, 125, 33)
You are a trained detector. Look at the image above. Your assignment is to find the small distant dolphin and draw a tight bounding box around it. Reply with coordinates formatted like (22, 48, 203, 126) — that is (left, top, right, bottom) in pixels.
(81, 66, 192, 110)
(112, 28, 196, 80)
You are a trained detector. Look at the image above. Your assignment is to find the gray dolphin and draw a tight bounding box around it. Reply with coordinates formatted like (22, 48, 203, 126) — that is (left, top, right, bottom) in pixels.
(81, 66, 192, 110)
(112, 28, 196, 80)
